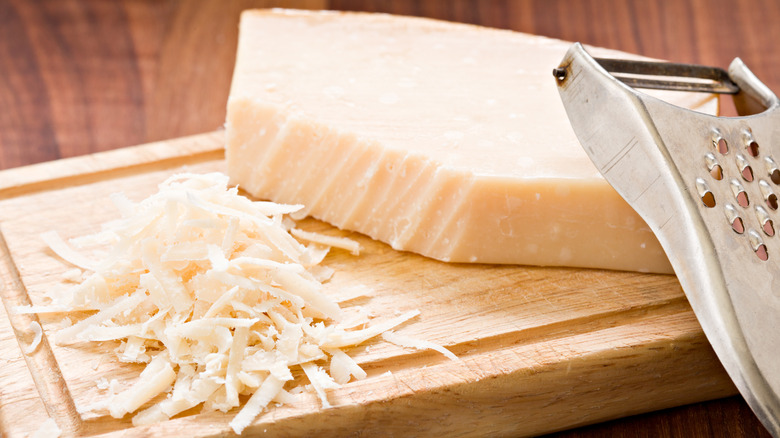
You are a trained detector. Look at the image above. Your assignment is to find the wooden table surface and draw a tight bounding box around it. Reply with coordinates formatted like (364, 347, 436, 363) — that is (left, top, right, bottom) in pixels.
(0, 0, 777, 436)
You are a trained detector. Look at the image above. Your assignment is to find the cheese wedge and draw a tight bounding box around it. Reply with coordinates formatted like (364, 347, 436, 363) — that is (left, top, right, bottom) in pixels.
(226, 9, 717, 273)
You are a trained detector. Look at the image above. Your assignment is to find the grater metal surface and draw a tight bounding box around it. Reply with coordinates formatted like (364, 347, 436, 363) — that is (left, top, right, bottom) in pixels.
(554, 43, 780, 436)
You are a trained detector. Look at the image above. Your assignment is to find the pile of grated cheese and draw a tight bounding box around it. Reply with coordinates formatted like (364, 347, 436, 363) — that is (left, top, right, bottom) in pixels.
(28, 172, 448, 434)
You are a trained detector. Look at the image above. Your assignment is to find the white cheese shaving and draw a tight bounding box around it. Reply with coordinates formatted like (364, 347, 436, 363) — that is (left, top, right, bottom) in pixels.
(96, 377, 111, 390)
(30, 417, 61, 438)
(229, 375, 284, 434)
(109, 353, 177, 419)
(327, 348, 367, 384)
(301, 363, 339, 408)
(25, 321, 43, 354)
(62, 268, 84, 282)
(322, 309, 421, 348)
(381, 330, 459, 361)
(40, 172, 423, 434)
(290, 228, 361, 255)
(40, 230, 99, 271)
(13, 305, 71, 315)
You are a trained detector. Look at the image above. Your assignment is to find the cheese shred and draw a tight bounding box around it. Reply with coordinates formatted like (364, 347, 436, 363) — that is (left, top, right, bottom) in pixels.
(25, 321, 43, 354)
(39, 172, 436, 434)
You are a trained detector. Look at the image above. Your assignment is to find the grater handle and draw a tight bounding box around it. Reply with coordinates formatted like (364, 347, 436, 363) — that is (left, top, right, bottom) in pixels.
(555, 53, 780, 116)
(729, 58, 780, 116)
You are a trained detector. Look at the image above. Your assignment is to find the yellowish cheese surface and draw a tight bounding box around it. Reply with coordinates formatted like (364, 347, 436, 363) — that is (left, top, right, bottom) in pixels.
(226, 9, 717, 273)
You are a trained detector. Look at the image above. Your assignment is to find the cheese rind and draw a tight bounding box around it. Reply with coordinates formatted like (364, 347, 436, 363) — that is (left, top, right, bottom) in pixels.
(227, 10, 717, 273)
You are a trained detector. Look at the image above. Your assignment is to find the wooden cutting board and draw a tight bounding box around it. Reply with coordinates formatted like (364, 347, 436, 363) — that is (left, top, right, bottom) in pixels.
(0, 131, 737, 438)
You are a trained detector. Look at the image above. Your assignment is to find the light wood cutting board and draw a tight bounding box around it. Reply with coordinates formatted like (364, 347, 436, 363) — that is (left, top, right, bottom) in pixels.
(0, 131, 737, 438)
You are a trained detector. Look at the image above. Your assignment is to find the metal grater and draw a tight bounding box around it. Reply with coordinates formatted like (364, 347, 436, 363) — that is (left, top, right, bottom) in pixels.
(553, 43, 780, 436)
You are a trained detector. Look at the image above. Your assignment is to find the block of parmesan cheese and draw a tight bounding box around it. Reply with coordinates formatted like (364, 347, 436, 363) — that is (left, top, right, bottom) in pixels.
(226, 9, 717, 273)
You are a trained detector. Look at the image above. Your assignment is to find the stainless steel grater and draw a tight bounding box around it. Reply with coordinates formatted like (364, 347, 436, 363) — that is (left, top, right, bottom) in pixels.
(554, 43, 780, 436)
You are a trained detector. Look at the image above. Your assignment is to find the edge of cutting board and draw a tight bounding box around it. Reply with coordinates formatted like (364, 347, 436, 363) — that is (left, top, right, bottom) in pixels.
(0, 131, 737, 438)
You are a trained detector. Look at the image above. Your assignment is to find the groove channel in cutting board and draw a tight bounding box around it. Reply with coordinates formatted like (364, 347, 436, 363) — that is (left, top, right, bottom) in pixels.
(0, 132, 736, 437)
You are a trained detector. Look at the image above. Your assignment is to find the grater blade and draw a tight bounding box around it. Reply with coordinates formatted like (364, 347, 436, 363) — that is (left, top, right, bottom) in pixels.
(554, 43, 780, 436)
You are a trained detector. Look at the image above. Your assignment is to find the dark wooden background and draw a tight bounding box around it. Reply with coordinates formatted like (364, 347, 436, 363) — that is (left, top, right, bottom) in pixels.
(1, 0, 777, 436)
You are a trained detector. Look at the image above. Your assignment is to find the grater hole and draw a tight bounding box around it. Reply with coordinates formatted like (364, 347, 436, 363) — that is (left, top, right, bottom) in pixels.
(701, 191, 716, 208)
(763, 157, 780, 184)
(742, 165, 754, 182)
(732, 217, 745, 234)
(768, 194, 778, 210)
(704, 153, 722, 180)
(696, 178, 716, 208)
(771, 168, 780, 185)
(725, 204, 743, 234)
(730, 179, 749, 207)
(749, 230, 768, 261)
(710, 164, 723, 180)
(735, 154, 753, 182)
(748, 141, 760, 157)
(764, 220, 775, 237)
(716, 138, 729, 154)
(756, 244, 769, 261)
(737, 191, 749, 208)
(755, 206, 773, 237)
(758, 180, 777, 210)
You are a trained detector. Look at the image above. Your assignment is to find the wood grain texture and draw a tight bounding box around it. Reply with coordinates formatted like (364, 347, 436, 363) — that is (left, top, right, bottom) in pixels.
(0, 132, 740, 437)
(0, 0, 325, 169)
(0, 0, 777, 436)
